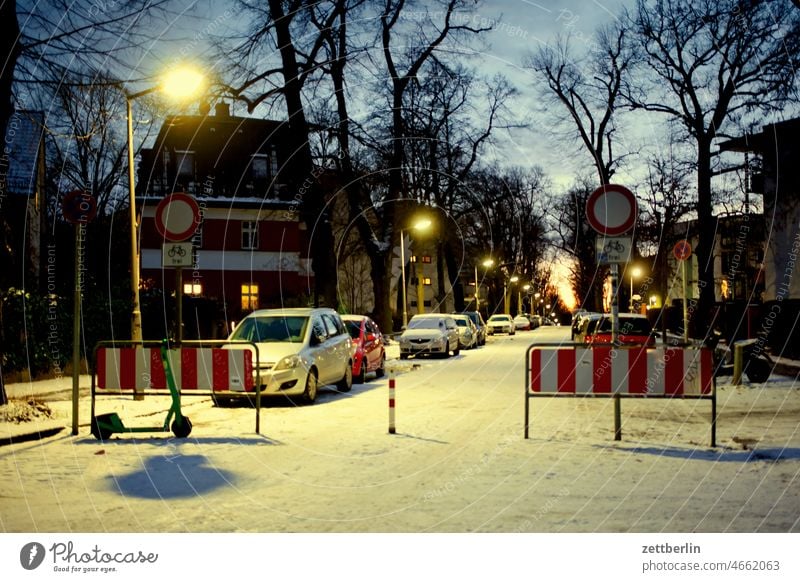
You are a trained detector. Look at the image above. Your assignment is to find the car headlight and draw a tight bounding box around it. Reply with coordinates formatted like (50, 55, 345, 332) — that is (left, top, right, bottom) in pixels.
(274, 355, 303, 371)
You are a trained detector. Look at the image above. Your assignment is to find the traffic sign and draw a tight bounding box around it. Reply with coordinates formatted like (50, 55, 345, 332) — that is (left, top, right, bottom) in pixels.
(673, 240, 692, 261)
(162, 242, 194, 268)
(596, 236, 632, 264)
(154, 192, 200, 242)
(586, 184, 638, 236)
(61, 190, 97, 224)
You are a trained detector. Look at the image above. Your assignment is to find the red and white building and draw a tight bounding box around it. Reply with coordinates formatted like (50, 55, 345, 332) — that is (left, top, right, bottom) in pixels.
(136, 103, 313, 331)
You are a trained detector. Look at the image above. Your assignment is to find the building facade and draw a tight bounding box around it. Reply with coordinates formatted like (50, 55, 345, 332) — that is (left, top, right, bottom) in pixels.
(136, 103, 313, 333)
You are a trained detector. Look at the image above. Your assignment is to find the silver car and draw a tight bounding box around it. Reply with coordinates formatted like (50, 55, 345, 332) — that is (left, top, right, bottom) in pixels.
(399, 314, 460, 359)
(451, 313, 478, 349)
(486, 314, 516, 335)
(226, 307, 353, 403)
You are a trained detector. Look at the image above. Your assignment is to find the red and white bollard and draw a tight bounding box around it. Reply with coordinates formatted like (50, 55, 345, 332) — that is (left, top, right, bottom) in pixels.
(388, 370, 396, 434)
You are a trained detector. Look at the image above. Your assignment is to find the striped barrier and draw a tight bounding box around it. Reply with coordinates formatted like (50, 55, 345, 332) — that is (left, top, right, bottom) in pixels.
(96, 346, 253, 392)
(92, 340, 263, 434)
(525, 344, 717, 446)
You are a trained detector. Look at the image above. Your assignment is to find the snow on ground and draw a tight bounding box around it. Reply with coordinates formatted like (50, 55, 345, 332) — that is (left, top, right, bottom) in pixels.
(1, 326, 798, 533)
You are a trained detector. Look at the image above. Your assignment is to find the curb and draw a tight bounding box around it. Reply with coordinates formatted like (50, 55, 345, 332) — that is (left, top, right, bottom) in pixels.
(0, 426, 65, 447)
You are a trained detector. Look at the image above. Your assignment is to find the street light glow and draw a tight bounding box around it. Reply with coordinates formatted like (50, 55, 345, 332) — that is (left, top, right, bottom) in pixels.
(161, 67, 206, 100)
(510, 275, 519, 283)
(482, 258, 494, 268)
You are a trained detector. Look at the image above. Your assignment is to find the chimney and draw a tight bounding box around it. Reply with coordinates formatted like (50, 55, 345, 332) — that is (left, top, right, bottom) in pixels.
(215, 102, 230, 117)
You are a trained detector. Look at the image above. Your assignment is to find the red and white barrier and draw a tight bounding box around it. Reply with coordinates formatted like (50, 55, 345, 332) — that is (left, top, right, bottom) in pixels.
(388, 371, 396, 434)
(529, 346, 713, 396)
(96, 347, 254, 392)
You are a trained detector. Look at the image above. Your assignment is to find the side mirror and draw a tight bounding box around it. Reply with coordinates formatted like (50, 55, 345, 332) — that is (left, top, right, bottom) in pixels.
(365, 332, 376, 342)
(310, 332, 324, 346)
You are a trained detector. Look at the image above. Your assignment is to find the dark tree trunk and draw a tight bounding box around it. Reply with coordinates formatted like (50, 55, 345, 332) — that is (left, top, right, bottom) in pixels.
(268, 0, 337, 308)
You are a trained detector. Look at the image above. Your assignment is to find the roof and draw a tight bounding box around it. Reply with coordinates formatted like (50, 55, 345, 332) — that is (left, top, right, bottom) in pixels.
(3, 111, 44, 197)
(245, 307, 337, 317)
(719, 118, 800, 153)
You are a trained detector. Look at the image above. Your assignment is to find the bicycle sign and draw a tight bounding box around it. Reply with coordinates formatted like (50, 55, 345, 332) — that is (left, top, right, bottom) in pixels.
(162, 242, 193, 267)
(596, 236, 632, 264)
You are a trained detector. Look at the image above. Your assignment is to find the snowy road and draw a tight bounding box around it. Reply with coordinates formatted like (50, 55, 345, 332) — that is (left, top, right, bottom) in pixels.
(1, 326, 799, 533)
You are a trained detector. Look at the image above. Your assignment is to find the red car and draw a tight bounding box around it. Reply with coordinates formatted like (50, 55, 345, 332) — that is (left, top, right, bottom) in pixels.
(342, 315, 387, 383)
(584, 314, 656, 347)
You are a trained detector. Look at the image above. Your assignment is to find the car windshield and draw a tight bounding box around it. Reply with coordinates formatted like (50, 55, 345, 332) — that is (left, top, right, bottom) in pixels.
(489, 315, 510, 322)
(230, 315, 309, 343)
(408, 318, 442, 330)
(455, 319, 468, 327)
(345, 321, 362, 340)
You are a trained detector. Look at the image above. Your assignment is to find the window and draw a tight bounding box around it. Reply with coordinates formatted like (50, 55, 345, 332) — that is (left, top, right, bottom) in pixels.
(176, 151, 195, 182)
(242, 221, 259, 250)
(241, 283, 259, 311)
(183, 282, 203, 296)
(423, 277, 432, 286)
(322, 314, 340, 336)
(251, 155, 269, 180)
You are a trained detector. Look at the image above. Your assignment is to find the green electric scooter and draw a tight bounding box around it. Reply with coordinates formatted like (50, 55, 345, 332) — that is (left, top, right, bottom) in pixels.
(91, 339, 192, 440)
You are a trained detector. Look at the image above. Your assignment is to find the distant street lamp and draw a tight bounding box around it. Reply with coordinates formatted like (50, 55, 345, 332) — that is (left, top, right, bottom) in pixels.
(400, 217, 432, 327)
(127, 66, 206, 342)
(629, 266, 642, 312)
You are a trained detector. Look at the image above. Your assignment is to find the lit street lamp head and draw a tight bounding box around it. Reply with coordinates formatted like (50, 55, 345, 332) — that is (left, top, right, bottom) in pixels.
(161, 67, 206, 100)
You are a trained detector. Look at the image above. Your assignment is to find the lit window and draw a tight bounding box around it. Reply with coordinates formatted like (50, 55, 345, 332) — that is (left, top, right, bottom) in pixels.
(242, 221, 259, 250)
(423, 277, 432, 286)
(183, 282, 203, 296)
(421, 255, 432, 264)
(410, 255, 418, 263)
(241, 283, 259, 311)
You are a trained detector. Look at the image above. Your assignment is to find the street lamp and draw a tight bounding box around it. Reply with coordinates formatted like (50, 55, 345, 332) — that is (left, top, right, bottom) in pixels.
(521, 284, 530, 314)
(504, 275, 519, 315)
(127, 66, 206, 342)
(629, 266, 642, 313)
(400, 217, 432, 327)
(474, 258, 494, 313)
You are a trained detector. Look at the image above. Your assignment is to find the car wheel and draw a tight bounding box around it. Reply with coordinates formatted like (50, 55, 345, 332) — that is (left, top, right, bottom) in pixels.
(400, 353, 408, 360)
(90, 416, 112, 441)
(356, 360, 367, 384)
(745, 358, 770, 383)
(375, 354, 386, 378)
(337, 362, 353, 392)
(510, 331, 515, 336)
(453, 343, 460, 356)
(303, 369, 319, 403)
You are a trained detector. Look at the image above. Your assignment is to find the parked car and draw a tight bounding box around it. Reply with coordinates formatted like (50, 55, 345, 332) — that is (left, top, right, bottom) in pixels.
(574, 313, 603, 343)
(451, 313, 478, 350)
(571, 311, 600, 340)
(399, 314, 460, 359)
(584, 313, 656, 347)
(513, 314, 531, 331)
(462, 311, 487, 346)
(486, 314, 515, 335)
(342, 314, 386, 384)
(226, 307, 353, 403)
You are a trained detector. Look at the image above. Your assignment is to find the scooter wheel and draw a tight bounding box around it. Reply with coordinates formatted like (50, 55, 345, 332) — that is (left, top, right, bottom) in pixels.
(171, 416, 192, 438)
(91, 417, 112, 441)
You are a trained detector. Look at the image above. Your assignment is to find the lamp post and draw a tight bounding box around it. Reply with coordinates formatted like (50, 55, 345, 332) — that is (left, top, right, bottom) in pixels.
(521, 284, 530, 314)
(399, 218, 432, 327)
(504, 275, 519, 315)
(629, 266, 642, 312)
(126, 67, 206, 342)
(475, 258, 494, 313)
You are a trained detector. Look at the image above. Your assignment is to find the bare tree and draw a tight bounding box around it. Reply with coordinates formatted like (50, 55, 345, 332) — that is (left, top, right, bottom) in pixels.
(625, 0, 800, 335)
(525, 21, 637, 185)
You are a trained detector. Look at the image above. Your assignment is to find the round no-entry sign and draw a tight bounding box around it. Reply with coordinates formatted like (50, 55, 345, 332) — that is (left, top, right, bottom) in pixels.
(673, 240, 692, 261)
(155, 192, 200, 242)
(586, 184, 638, 236)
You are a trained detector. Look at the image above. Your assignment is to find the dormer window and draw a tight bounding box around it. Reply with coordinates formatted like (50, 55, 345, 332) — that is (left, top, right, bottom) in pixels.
(176, 150, 195, 183)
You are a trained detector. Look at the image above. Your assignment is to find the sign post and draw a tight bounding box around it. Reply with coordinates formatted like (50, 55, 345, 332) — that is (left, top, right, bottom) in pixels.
(673, 240, 693, 343)
(155, 193, 200, 343)
(586, 184, 638, 442)
(62, 190, 97, 436)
